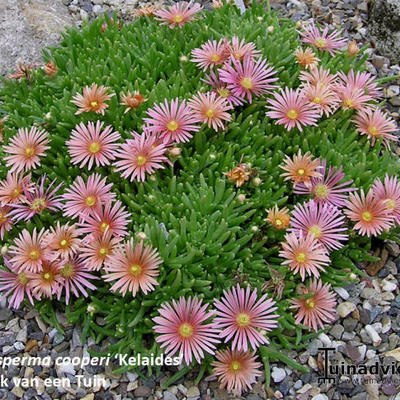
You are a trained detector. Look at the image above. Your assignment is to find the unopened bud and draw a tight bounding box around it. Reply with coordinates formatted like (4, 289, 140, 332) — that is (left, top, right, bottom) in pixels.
(136, 232, 147, 241)
(238, 194, 246, 203)
(149, 175, 156, 181)
(251, 226, 259, 232)
(45, 112, 51, 120)
(253, 177, 262, 186)
(180, 55, 188, 62)
(169, 147, 181, 157)
(347, 41, 359, 57)
(296, 21, 303, 28)
(209, 154, 216, 160)
(257, 16, 263, 22)
(267, 25, 274, 33)
(87, 304, 96, 314)
(1, 245, 8, 256)
(349, 272, 358, 282)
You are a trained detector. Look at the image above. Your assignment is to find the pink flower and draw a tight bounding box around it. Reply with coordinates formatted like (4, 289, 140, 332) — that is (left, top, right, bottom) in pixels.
(8, 176, 63, 222)
(291, 279, 336, 332)
(77, 200, 130, 238)
(299, 66, 337, 88)
(62, 173, 116, 220)
(289, 201, 348, 251)
(29, 260, 64, 300)
(337, 69, 382, 100)
(114, 132, 170, 182)
(9, 228, 52, 273)
(153, 296, 220, 365)
(57, 256, 97, 304)
(228, 36, 261, 61)
(344, 189, 394, 237)
(154, 1, 203, 28)
(219, 57, 278, 103)
(0, 172, 33, 206)
(372, 175, 400, 225)
(103, 239, 161, 296)
(143, 98, 200, 144)
(45, 223, 81, 261)
(266, 88, 320, 131)
(294, 160, 356, 208)
(352, 108, 398, 149)
(188, 92, 232, 131)
(71, 83, 114, 115)
(279, 231, 330, 281)
(191, 39, 230, 71)
(3, 127, 50, 172)
(0, 206, 13, 239)
(212, 349, 262, 395)
(298, 22, 347, 55)
(302, 83, 339, 117)
(66, 121, 120, 170)
(213, 285, 278, 351)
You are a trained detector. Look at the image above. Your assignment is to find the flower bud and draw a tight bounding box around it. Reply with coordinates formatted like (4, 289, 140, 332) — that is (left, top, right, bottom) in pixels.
(238, 194, 246, 203)
(267, 25, 274, 33)
(180, 55, 188, 62)
(253, 177, 262, 186)
(1, 245, 8, 256)
(136, 232, 147, 241)
(347, 41, 359, 57)
(87, 304, 97, 314)
(169, 147, 181, 157)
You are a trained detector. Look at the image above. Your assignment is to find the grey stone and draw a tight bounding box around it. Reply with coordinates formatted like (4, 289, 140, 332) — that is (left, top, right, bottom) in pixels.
(163, 391, 178, 400)
(343, 318, 358, 332)
(330, 324, 344, 340)
(0, 308, 12, 321)
(134, 386, 151, 397)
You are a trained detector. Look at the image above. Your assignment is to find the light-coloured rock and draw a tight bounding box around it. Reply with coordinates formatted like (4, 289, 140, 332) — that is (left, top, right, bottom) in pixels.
(334, 287, 350, 300)
(318, 333, 332, 347)
(384, 347, 400, 361)
(365, 324, 382, 347)
(366, 349, 376, 359)
(381, 279, 397, 292)
(312, 395, 329, 400)
(271, 367, 286, 383)
(337, 301, 356, 318)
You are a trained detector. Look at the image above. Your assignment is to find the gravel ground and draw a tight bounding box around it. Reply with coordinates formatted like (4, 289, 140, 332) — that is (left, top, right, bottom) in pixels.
(1, 1, 400, 399)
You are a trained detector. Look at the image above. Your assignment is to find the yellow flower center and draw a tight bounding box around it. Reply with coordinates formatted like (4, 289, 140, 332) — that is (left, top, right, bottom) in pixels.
(275, 218, 283, 226)
(230, 360, 241, 371)
(29, 250, 40, 260)
(210, 54, 221, 62)
(173, 14, 183, 23)
(61, 263, 74, 278)
(89, 142, 100, 153)
(313, 96, 321, 104)
(205, 109, 214, 118)
(386, 199, 396, 210)
(236, 312, 251, 327)
(60, 239, 69, 248)
(297, 168, 305, 176)
(314, 38, 327, 49)
(130, 263, 142, 276)
(362, 211, 372, 222)
(305, 298, 315, 309)
(178, 322, 194, 338)
(344, 98, 353, 108)
(85, 195, 96, 207)
(25, 147, 35, 157)
(90, 100, 98, 108)
(368, 126, 378, 136)
(12, 188, 21, 198)
(18, 273, 29, 285)
(99, 247, 108, 256)
(43, 272, 52, 281)
(240, 77, 253, 89)
(30, 198, 47, 211)
(233, 52, 241, 59)
(0, 212, 7, 223)
(100, 222, 109, 233)
(167, 120, 179, 131)
(309, 225, 322, 239)
(217, 88, 230, 98)
(137, 155, 147, 166)
(296, 252, 307, 263)
(287, 109, 298, 120)
(314, 184, 329, 199)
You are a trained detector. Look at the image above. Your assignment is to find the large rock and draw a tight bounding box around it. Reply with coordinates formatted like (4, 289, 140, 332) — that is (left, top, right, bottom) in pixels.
(369, 0, 400, 64)
(0, 0, 74, 77)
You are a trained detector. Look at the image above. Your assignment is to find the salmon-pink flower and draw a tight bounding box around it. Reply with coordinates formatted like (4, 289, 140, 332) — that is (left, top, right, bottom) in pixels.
(8, 176, 63, 222)
(77, 200, 130, 238)
(29, 260, 63, 300)
(0, 206, 13, 239)
(279, 231, 330, 281)
(0, 172, 33, 206)
(266, 88, 321, 131)
(303, 83, 339, 117)
(9, 228, 52, 273)
(265, 205, 290, 230)
(143, 98, 200, 144)
(45, 223, 81, 261)
(120, 90, 146, 113)
(291, 279, 336, 332)
(212, 349, 262, 395)
(294, 160, 356, 207)
(344, 189, 394, 237)
(289, 201, 348, 251)
(352, 108, 398, 149)
(3, 127, 50, 172)
(298, 22, 347, 55)
(219, 57, 278, 103)
(71, 83, 114, 115)
(44, 61, 57, 77)
(114, 132, 170, 182)
(66, 121, 120, 170)
(154, 1, 203, 28)
(62, 173, 116, 220)
(372, 175, 400, 225)
(8, 63, 33, 80)
(299, 66, 337, 88)
(295, 47, 320, 69)
(337, 69, 382, 100)
(228, 36, 261, 61)
(103, 240, 161, 296)
(191, 39, 230, 71)
(213, 285, 278, 351)
(57, 256, 97, 304)
(153, 296, 220, 365)
(188, 92, 232, 131)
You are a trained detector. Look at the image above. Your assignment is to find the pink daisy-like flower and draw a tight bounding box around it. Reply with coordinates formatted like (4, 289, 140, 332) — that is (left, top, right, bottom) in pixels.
(344, 189, 394, 237)
(298, 22, 347, 55)
(228, 36, 261, 61)
(0, 172, 33, 206)
(154, 1, 203, 29)
(79, 231, 122, 271)
(77, 200, 130, 238)
(295, 47, 320, 70)
(352, 108, 398, 149)
(290, 279, 336, 332)
(266, 87, 321, 131)
(143, 98, 200, 144)
(212, 349, 262, 395)
(3, 127, 50, 173)
(57, 255, 97, 304)
(153, 296, 220, 365)
(294, 160, 356, 208)
(9, 228, 52, 273)
(0, 206, 13, 239)
(103, 239, 161, 296)
(279, 231, 330, 281)
(0, 256, 35, 309)
(202, 71, 244, 107)
(114, 132, 170, 182)
(71, 83, 114, 115)
(29, 260, 64, 300)
(372, 175, 400, 225)
(336, 86, 372, 111)
(62, 173, 116, 220)
(289, 201, 348, 251)
(302, 83, 339, 117)
(45, 223, 81, 261)
(188, 91, 232, 131)
(191, 39, 230, 71)
(337, 69, 382, 100)
(66, 121, 120, 170)
(213, 285, 279, 351)
(218, 57, 278, 103)
(8, 175, 63, 222)
(299, 66, 337, 88)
